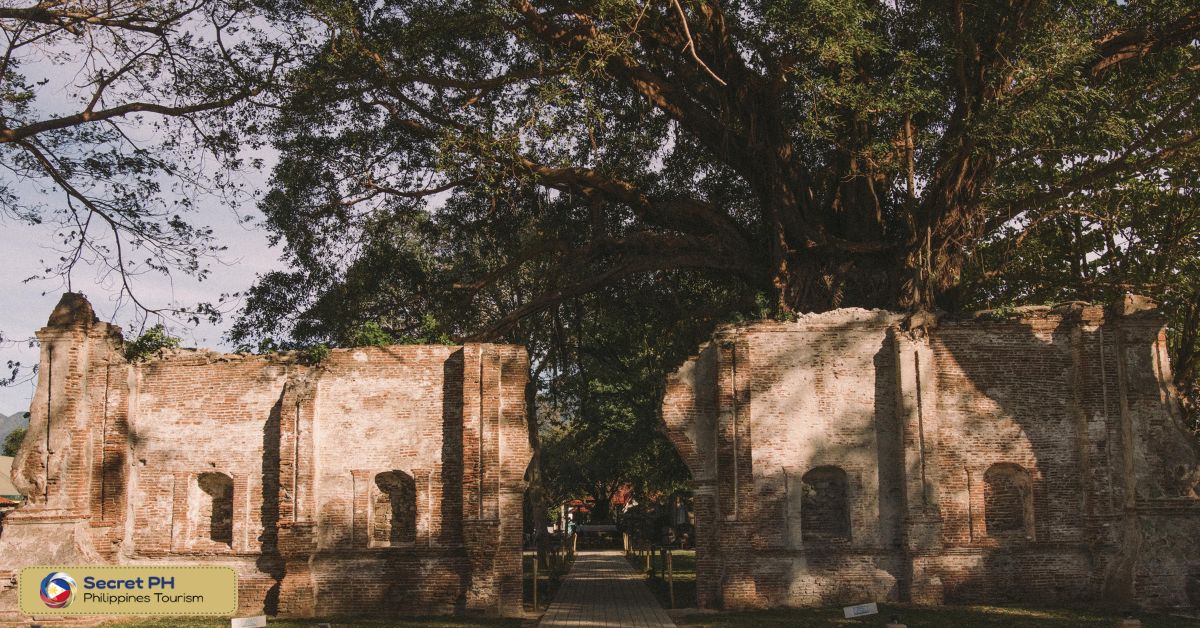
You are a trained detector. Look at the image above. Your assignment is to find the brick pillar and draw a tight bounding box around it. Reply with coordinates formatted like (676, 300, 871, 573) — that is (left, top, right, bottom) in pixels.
(462, 345, 483, 522)
(895, 331, 940, 518)
(691, 483, 721, 608)
(496, 346, 531, 617)
(895, 330, 944, 604)
(278, 369, 320, 527)
(480, 345, 501, 521)
(12, 293, 122, 514)
(714, 332, 758, 608)
(169, 471, 189, 552)
(89, 361, 133, 534)
(351, 469, 372, 547)
(275, 370, 319, 616)
(460, 344, 494, 613)
(0, 294, 127, 618)
(715, 333, 753, 523)
(662, 343, 721, 608)
(461, 344, 530, 616)
(416, 469, 434, 546)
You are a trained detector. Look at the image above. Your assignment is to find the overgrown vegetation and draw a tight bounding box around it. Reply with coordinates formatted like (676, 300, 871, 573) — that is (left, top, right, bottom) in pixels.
(298, 344, 331, 365)
(123, 325, 181, 362)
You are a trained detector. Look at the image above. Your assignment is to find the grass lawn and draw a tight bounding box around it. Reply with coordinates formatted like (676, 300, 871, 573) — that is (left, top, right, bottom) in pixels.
(627, 548, 697, 609)
(626, 549, 1200, 627)
(524, 548, 573, 612)
(674, 606, 1200, 627)
(104, 617, 521, 627)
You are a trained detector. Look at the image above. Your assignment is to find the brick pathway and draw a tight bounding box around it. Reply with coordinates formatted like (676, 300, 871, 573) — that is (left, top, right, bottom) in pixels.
(539, 550, 676, 628)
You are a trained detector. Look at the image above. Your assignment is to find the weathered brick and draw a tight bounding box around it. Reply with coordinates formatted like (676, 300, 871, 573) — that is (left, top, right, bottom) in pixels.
(0, 294, 532, 620)
(663, 302, 1200, 610)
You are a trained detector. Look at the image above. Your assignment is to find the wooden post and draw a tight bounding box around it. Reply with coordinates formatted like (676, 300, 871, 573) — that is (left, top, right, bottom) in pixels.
(645, 546, 651, 571)
(533, 556, 539, 610)
(667, 549, 674, 609)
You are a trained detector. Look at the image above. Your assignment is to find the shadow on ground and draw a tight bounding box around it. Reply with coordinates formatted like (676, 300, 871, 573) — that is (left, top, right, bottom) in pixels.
(671, 604, 1200, 628)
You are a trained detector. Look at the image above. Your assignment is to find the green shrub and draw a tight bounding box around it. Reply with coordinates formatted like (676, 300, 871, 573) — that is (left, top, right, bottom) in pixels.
(347, 322, 395, 347)
(299, 343, 331, 364)
(124, 324, 181, 362)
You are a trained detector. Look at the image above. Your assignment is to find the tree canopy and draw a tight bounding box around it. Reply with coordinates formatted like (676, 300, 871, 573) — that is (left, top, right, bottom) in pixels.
(4, 0, 1198, 511)
(227, 0, 1200, 508)
(242, 0, 1199, 318)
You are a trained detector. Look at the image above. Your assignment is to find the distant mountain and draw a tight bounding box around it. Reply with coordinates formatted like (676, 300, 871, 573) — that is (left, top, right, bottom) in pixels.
(1, 411, 30, 445)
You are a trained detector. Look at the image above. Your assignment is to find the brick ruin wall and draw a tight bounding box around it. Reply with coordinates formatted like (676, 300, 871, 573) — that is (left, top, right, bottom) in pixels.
(0, 294, 532, 620)
(663, 300, 1200, 611)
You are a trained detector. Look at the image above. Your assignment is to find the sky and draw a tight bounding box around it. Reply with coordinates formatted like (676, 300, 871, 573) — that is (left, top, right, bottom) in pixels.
(0, 194, 283, 414)
(0, 13, 293, 415)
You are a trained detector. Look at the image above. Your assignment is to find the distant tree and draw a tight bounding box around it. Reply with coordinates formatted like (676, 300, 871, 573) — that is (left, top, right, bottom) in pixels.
(233, 189, 714, 524)
(3, 426, 25, 457)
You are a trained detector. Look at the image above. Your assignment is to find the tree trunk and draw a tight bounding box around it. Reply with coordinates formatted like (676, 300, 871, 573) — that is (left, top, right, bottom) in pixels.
(773, 248, 904, 313)
(590, 484, 613, 522)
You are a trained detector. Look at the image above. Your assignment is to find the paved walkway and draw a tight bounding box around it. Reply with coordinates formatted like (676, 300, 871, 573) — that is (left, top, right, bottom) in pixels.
(539, 550, 676, 628)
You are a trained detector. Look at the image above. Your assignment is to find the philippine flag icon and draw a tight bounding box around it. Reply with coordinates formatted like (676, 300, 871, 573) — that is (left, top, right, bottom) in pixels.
(39, 572, 76, 609)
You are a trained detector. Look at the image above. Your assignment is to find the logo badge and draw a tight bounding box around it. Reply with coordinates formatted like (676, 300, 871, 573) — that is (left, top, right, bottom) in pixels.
(39, 572, 76, 609)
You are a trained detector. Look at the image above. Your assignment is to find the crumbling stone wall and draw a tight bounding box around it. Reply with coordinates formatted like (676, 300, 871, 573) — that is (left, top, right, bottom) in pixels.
(0, 293, 532, 620)
(663, 299, 1200, 610)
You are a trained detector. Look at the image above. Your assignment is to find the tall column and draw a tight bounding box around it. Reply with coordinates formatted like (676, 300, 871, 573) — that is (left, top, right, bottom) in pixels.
(278, 368, 320, 527)
(0, 294, 126, 618)
(12, 293, 121, 513)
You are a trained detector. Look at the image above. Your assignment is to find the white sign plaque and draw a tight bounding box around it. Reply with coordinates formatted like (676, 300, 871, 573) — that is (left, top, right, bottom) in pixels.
(843, 602, 879, 618)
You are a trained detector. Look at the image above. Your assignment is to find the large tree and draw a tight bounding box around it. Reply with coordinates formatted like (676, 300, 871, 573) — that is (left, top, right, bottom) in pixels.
(232, 183, 741, 517)
(245, 0, 1199, 328)
(232, 0, 1200, 497)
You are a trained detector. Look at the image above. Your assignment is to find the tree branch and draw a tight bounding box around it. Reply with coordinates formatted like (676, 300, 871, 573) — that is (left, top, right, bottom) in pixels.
(668, 0, 725, 86)
(0, 85, 263, 144)
(1091, 8, 1200, 76)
